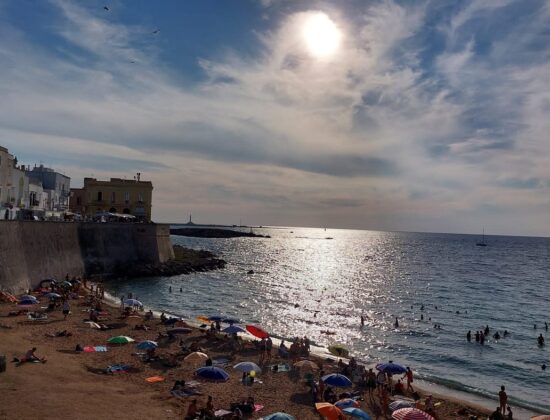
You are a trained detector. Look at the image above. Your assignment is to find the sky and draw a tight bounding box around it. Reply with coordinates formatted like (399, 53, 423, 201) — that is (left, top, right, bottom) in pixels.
(0, 0, 549, 236)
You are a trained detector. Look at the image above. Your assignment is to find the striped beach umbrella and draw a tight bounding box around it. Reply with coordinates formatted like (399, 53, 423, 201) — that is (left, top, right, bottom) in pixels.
(392, 408, 435, 420)
(343, 408, 372, 419)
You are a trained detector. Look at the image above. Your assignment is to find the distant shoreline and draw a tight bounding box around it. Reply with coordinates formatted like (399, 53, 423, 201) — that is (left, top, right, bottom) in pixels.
(170, 227, 270, 239)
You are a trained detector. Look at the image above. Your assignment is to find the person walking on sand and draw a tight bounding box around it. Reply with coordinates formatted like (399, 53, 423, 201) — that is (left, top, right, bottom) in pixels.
(499, 385, 508, 415)
(403, 366, 414, 392)
(62, 300, 70, 320)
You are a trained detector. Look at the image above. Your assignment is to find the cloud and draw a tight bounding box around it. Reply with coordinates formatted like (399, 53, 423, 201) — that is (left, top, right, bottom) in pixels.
(0, 0, 549, 235)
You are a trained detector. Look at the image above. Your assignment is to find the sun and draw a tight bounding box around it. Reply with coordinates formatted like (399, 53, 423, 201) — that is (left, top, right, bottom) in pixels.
(302, 12, 342, 58)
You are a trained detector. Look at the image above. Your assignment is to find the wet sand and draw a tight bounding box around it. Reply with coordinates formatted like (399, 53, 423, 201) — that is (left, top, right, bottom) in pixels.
(0, 290, 491, 420)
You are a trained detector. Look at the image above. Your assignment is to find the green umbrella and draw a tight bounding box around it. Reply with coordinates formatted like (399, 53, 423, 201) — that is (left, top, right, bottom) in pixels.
(107, 336, 135, 344)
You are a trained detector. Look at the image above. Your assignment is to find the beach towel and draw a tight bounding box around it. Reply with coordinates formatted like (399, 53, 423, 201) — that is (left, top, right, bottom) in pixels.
(83, 346, 108, 353)
(107, 364, 131, 374)
(254, 404, 264, 412)
(145, 376, 165, 383)
(171, 389, 199, 397)
(270, 363, 291, 372)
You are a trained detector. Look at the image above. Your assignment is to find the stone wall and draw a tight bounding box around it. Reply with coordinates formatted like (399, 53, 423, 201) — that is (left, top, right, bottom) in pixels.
(0, 221, 174, 293)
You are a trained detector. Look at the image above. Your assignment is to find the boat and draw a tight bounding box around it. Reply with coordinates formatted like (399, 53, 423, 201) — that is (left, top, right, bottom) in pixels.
(476, 228, 487, 247)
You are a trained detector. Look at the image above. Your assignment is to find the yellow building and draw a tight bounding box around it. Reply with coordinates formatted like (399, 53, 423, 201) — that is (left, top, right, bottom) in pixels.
(70, 176, 153, 221)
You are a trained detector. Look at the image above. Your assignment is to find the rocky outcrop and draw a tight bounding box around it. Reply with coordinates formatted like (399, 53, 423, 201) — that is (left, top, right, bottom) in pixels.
(110, 245, 226, 278)
(170, 227, 270, 238)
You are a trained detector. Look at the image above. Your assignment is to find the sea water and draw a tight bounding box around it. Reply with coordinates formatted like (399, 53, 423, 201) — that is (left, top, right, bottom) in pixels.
(105, 227, 550, 415)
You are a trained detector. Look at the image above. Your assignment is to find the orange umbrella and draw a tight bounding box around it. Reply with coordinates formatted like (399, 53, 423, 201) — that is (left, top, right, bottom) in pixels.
(196, 316, 210, 323)
(315, 402, 344, 420)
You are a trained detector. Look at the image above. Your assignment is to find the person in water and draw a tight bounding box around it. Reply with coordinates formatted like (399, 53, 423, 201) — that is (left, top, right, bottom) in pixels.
(493, 331, 501, 340)
(360, 315, 365, 327)
(537, 334, 545, 346)
(475, 331, 480, 342)
(394, 317, 399, 328)
(467, 330, 471, 342)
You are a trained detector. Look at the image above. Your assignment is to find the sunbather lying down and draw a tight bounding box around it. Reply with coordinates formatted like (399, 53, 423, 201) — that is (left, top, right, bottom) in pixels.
(45, 330, 72, 337)
(13, 348, 47, 366)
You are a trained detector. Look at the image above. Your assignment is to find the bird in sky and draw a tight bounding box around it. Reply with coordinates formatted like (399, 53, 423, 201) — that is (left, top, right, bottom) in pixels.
(103, 6, 109, 11)
(152, 29, 160, 34)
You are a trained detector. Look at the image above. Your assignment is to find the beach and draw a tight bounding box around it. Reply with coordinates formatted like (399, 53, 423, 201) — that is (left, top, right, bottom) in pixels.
(0, 287, 493, 420)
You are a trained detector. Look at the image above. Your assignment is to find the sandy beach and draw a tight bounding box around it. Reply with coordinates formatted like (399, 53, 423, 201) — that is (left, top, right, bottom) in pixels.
(0, 287, 493, 420)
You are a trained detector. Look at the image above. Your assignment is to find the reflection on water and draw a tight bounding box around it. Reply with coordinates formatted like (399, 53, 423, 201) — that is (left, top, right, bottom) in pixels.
(105, 227, 550, 414)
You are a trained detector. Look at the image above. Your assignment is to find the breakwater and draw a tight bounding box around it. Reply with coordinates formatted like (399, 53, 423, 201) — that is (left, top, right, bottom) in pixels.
(0, 221, 174, 293)
(170, 227, 270, 238)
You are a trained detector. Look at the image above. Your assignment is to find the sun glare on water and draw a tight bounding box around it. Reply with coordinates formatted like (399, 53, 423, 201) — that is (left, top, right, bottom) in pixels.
(303, 12, 342, 58)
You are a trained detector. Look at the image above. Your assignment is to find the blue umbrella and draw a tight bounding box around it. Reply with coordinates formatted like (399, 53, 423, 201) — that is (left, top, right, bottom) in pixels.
(44, 292, 61, 299)
(18, 299, 38, 305)
(135, 340, 158, 350)
(21, 295, 37, 301)
(222, 317, 240, 324)
(321, 373, 352, 387)
(343, 408, 372, 419)
(223, 325, 246, 334)
(233, 361, 261, 373)
(208, 315, 224, 322)
(124, 299, 143, 307)
(263, 413, 296, 420)
(375, 362, 406, 374)
(195, 366, 229, 382)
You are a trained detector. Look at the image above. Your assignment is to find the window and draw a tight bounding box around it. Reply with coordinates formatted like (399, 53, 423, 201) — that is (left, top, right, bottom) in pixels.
(111, 191, 116, 203)
(138, 193, 144, 203)
(124, 192, 130, 203)
(97, 191, 102, 201)
(76, 197, 82, 206)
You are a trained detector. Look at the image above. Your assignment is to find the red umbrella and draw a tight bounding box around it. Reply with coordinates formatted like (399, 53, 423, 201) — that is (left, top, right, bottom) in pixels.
(392, 408, 435, 420)
(245, 325, 269, 339)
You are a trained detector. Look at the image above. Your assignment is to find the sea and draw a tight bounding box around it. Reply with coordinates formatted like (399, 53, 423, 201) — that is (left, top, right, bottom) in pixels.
(104, 227, 550, 416)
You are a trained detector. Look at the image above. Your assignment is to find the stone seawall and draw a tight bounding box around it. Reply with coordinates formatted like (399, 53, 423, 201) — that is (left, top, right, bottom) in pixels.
(0, 222, 174, 293)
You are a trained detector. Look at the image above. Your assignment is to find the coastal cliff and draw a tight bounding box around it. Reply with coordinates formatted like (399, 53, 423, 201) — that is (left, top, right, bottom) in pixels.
(0, 221, 174, 293)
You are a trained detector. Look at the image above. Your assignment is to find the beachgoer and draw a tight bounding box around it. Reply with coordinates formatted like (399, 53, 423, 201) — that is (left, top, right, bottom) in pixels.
(185, 399, 198, 420)
(361, 315, 365, 327)
(467, 330, 472, 342)
(546, 322, 548, 331)
(490, 406, 504, 420)
(480, 331, 485, 345)
(394, 379, 405, 395)
(366, 368, 376, 398)
(206, 395, 214, 414)
(542, 364, 546, 371)
(403, 366, 414, 392)
(494, 331, 501, 340)
(534, 324, 537, 329)
(499, 385, 508, 415)
(537, 334, 545, 346)
(420, 314, 424, 321)
(475, 331, 480, 342)
(485, 325, 490, 335)
(376, 370, 387, 396)
(62, 300, 70, 320)
(425, 395, 435, 415)
(504, 330, 509, 337)
(180, 287, 183, 293)
(160, 312, 167, 323)
(506, 405, 513, 420)
(394, 317, 399, 328)
(265, 336, 273, 363)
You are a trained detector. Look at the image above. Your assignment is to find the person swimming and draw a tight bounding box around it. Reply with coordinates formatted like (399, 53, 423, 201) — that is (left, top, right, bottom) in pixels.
(394, 317, 399, 328)
(537, 334, 544, 346)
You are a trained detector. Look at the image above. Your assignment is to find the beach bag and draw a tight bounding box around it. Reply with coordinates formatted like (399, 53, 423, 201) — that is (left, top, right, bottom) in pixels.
(0, 355, 6, 372)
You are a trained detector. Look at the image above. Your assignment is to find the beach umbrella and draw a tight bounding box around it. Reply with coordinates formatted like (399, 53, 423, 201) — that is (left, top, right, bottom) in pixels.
(208, 315, 224, 322)
(123, 298, 142, 307)
(389, 401, 414, 412)
(315, 402, 344, 420)
(18, 299, 38, 306)
(294, 360, 319, 371)
(223, 325, 246, 334)
(164, 317, 180, 325)
(61, 281, 73, 288)
(167, 327, 192, 334)
(195, 366, 230, 382)
(321, 373, 353, 387)
(136, 340, 158, 350)
(263, 413, 296, 420)
(376, 362, 406, 374)
(392, 408, 435, 420)
(107, 336, 135, 344)
(343, 408, 372, 419)
(328, 344, 349, 357)
(184, 352, 209, 364)
(44, 292, 61, 299)
(335, 398, 360, 409)
(20, 295, 37, 301)
(246, 325, 269, 339)
(233, 361, 261, 373)
(86, 322, 102, 329)
(222, 317, 239, 324)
